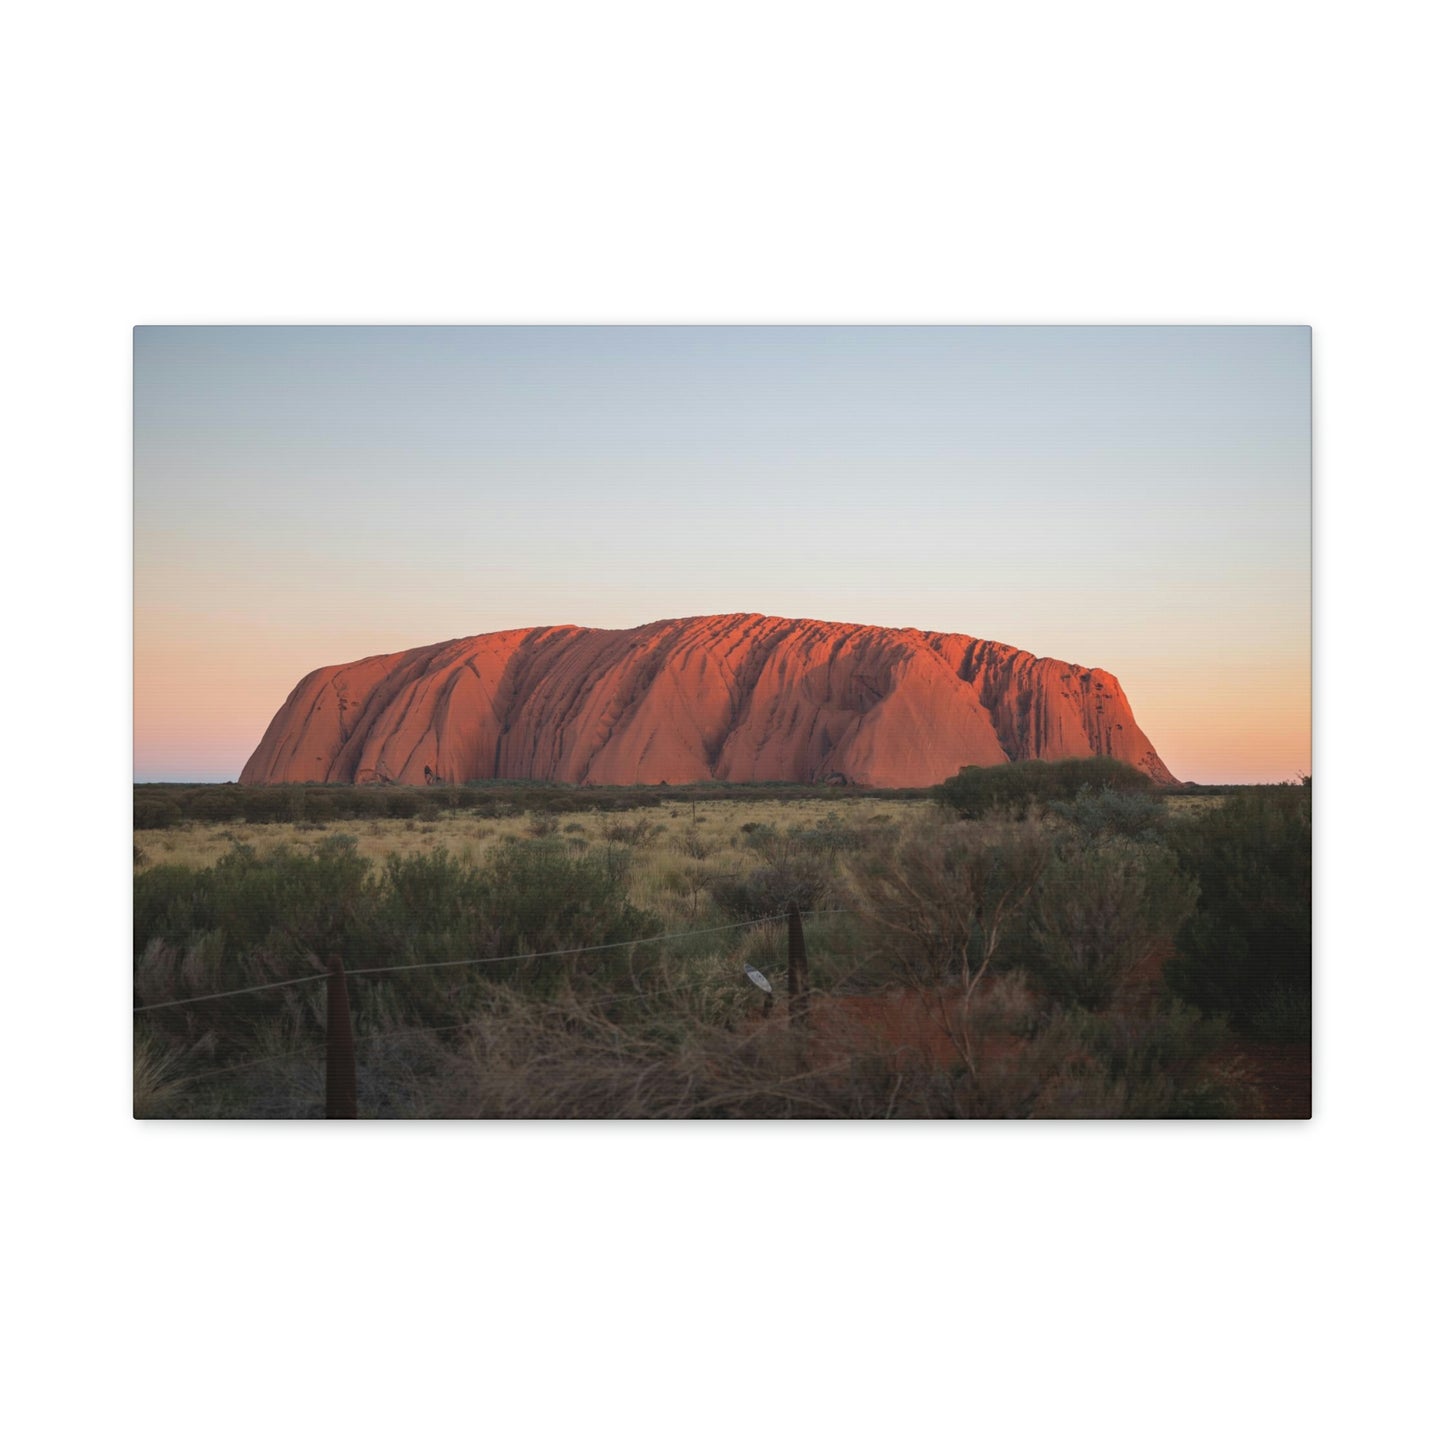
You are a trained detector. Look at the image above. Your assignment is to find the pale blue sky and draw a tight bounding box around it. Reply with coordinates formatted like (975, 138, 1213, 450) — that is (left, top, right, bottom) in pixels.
(134, 325, 1310, 782)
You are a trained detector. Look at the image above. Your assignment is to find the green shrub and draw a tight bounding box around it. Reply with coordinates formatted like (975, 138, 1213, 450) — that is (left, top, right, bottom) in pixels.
(134, 798, 183, 830)
(1165, 786, 1311, 1040)
(133, 832, 662, 1084)
(378, 849, 488, 926)
(849, 818, 1050, 987)
(241, 788, 298, 824)
(739, 822, 780, 854)
(1028, 841, 1198, 1009)
(474, 839, 653, 961)
(788, 813, 887, 860)
(1024, 1000, 1234, 1118)
(1251, 984, 1312, 1044)
(301, 790, 339, 822)
(133, 836, 374, 966)
(602, 818, 661, 846)
(181, 788, 245, 823)
(847, 817, 1050, 1076)
(1050, 786, 1168, 843)
(934, 756, 1154, 819)
(708, 858, 831, 919)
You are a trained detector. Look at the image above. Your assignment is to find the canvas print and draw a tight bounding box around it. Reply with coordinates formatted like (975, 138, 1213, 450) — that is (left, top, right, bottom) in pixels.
(133, 325, 1311, 1119)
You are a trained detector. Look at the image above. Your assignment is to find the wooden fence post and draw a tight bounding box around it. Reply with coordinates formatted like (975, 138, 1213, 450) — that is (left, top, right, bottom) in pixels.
(326, 954, 358, 1119)
(787, 901, 810, 1030)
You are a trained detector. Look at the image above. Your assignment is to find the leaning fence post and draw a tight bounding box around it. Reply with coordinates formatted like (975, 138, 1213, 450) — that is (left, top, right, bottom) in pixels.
(787, 901, 810, 1030)
(325, 954, 358, 1119)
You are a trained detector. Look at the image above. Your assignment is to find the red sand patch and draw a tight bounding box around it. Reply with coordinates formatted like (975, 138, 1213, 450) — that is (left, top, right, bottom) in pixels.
(760, 970, 1313, 1119)
(809, 989, 968, 1069)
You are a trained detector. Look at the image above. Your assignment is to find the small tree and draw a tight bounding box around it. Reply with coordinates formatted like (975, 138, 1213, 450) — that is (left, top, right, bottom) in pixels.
(849, 818, 1050, 1076)
(933, 757, 1154, 819)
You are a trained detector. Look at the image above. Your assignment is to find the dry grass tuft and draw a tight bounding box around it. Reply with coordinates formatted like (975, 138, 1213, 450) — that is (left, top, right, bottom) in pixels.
(133, 1036, 187, 1118)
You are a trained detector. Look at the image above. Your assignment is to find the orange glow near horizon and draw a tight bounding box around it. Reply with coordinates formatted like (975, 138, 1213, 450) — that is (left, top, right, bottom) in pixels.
(134, 327, 1310, 785)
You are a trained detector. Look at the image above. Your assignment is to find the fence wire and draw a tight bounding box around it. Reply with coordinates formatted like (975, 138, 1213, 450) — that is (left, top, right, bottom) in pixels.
(135, 908, 851, 1105)
(134, 908, 847, 1013)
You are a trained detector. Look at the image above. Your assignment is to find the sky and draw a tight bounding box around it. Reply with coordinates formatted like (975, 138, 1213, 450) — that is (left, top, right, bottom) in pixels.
(134, 325, 1311, 784)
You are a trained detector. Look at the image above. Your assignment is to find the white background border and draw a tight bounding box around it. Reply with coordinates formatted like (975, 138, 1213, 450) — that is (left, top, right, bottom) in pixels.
(5, 3, 1440, 1441)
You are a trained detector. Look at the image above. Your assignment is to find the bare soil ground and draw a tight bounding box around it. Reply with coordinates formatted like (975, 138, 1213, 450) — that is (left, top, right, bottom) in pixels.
(1106, 944, 1311, 1119)
(1227, 1042, 1312, 1118)
(807, 990, 965, 1069)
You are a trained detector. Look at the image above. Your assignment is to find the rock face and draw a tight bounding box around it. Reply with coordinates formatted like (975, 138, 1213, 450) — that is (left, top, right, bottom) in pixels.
(240, 613, 1176, 788)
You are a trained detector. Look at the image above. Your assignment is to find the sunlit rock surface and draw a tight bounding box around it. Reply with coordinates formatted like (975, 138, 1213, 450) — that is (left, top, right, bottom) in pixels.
(240, 613, 1176, 787)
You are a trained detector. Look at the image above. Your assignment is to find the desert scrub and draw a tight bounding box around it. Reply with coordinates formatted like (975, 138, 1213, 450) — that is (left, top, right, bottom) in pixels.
(789, 811, 887, 860)
(676, 829, 713, 859)
(933, 756, 1155, 820)
(961, 997, 1238, 1119)
(847, 815, 1050, 1075)
(133, 1035, 188, 1117)
(708, 856, 832, 919)
(603, 818, 662, 846)
(1049, 786, 1169, 843)
(133, 835, 661, 1061)
(1165, 784, 1311, 1041)
(132, 796, 926, 886)
(1027, 840, 1198, 1009)
(133, 836, 372, 969)
(848, 817, 1049, 987)
(134, 797, 182, 830)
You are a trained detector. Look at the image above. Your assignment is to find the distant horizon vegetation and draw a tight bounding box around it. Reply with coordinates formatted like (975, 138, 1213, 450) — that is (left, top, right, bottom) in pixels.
(134, 758, 1309, 819)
